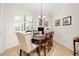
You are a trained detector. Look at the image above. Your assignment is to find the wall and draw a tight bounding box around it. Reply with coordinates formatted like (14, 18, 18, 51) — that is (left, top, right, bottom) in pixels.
(52, 4, 79, 50)
(0, 4, 34, 53)
(0, 4, 6, 53)
(3, 4, 19, 49)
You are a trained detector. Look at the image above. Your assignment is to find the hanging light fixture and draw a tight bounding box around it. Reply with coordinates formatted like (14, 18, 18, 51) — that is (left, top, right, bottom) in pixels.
(38, 3, 46, 20)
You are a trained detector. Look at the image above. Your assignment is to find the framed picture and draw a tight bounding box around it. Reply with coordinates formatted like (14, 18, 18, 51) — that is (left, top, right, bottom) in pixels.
(39, 19, 42, 26)
(44, 21, 48, 27)
(63, 16, 72, 26)
(55, 19, 60, 26)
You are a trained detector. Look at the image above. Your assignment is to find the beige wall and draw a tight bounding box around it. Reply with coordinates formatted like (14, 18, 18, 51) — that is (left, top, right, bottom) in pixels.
(52, 4, 79, 50)
(0, 4, 6, 53)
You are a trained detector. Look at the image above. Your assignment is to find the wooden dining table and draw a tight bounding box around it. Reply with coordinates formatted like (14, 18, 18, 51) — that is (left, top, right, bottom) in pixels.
(31, 34, 46, 56)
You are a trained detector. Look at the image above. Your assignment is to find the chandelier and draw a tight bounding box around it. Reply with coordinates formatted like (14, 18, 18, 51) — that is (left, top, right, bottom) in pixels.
(38, 3, 46, 20)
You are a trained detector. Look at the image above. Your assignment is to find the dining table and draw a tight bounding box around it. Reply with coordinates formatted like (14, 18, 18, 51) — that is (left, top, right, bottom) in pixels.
(31, 33, 47, 56)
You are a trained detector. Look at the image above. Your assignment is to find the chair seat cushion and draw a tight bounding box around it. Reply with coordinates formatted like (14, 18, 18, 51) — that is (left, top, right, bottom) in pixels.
(22, 43, 38, 53)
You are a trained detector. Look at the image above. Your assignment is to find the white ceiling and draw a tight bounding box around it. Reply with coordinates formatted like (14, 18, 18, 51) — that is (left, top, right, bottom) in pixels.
(15, 3, 67, 16)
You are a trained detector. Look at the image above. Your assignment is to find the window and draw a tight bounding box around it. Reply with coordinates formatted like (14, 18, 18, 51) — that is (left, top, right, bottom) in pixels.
(14, 16, 33, 32)
(14, 16, 24, 31)
(25, 16, 33, 31)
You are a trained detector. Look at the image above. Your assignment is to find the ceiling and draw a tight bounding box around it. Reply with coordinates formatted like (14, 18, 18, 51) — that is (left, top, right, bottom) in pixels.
(15, 3, 67, 16)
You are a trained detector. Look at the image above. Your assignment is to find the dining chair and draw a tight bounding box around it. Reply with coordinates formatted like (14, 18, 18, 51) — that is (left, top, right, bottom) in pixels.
(45, 32, 53, 52)
(73, 37, 79, 56)
(41, 32, 54, 55)
(33, 30, 38, 34)
(16, 32, 38, 56)
(41, 33, 50, 56)
(49, 32, 54, 48)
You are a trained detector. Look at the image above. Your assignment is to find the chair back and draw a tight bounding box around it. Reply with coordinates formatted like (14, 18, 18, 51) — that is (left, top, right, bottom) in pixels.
(45, 33, 50, 40)
(26, 30, 32, 33)
(16, 32, 26, 48)
(16, 32, 33, 52)
(33, 30, 38, 34)
(25, 32, 33, 44)
(49, 32, 54, 38)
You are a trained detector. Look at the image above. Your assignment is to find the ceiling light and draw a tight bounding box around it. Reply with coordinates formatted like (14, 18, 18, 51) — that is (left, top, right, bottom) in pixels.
(43, 16, 46, 18)
(38, 3, 46, 20)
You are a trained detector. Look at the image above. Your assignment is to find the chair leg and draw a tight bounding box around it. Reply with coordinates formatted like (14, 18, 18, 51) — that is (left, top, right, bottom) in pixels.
(27, 53, 30, 56)
(50, 41, 53, 50)
(49, 45, 51, 50)
(73, 40, 76, 56)
(44, 46, 46, 56)
(36, 47, 40, 56)
(51, 39, 53, 47)
(48, 42, 52, 52)
(47, 45, 50, 52)
(20, 49, 22, 56)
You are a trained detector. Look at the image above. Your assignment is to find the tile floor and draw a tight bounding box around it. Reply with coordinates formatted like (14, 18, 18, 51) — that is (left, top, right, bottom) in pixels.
(0, 41, 73, 56)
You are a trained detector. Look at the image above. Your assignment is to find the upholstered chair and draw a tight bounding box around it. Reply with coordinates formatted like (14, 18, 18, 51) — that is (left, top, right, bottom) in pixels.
(16, 32, 38, 56)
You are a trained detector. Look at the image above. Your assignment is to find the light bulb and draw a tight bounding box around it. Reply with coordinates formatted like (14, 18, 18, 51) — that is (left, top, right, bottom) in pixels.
(43, 16, 46, 18)
(38, 16, 41, 18)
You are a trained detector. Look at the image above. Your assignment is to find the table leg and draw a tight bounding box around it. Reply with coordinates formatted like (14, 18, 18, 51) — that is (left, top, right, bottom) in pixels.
(37, 46, 40, 56)
(20, 49, 22, 56)
(73, 40, 76, 56)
